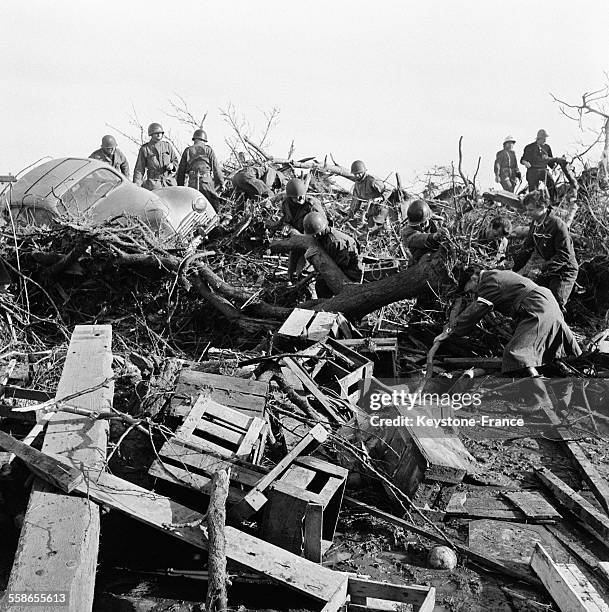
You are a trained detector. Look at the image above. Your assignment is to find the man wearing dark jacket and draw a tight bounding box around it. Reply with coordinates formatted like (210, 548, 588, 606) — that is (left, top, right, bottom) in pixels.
(89, 135, 130, 178)
(513, 191, 578, 310)
(177, 129, 225, 209)
(494, 135, 521, 192)
(521, 129, 560, 200)
(400, 199, 449, 265)
(133, 123, 180, 190)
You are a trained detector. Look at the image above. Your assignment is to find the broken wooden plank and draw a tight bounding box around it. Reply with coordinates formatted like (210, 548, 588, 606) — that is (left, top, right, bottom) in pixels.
(503, 491, 561, 520)
(536, 468, 609, 547)
(446, 490, 526, 521)
(47, 457, 349, 609)
(599, 562, 609, 586)
(0, 429, 83, 492)
(530, 543, 609, 612)
(5, 325, 113, 612)
(277, 308, 316, 338)
(230, 423, 328, 520)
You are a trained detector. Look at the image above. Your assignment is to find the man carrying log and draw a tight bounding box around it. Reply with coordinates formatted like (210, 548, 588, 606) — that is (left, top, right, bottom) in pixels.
(347, 160, 389, 231)
(303, 212, 363, 298)
(177, 129, 225, 210)
(133, 123, 180, 190)
(433, 267, 581, 377)
(494, 135, 521, 192)
(512, 191, 579, 312)
(277, 178, 327, 282)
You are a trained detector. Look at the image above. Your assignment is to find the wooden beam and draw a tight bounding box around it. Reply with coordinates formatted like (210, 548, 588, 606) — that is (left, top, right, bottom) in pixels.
(530, 543, 609, 612)
(5, 325, 113, 612)
(536, 468, 609, 547)
(0, 430, 83, 492)
(45, 457, 349, 609)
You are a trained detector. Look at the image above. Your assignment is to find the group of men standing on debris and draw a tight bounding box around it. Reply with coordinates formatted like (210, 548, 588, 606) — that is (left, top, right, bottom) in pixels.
(89, 122, 583, 377)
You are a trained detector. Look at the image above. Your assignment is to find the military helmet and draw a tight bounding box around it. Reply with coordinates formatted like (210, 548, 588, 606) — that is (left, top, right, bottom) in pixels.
(101, 135, 117, 148)
(537, 129, 549, 139)
(303, 212, 328, 236)
(351, 160, 366, 174)
(286, 178, 306, 198)
(148, 122, 164, 136)
(407, 199, 432, 225)
(192, 128, 207, 141)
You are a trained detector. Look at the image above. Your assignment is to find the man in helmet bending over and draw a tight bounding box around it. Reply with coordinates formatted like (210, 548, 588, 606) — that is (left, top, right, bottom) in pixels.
(133, 122, 180, 190)
(89, 135, 130, 178)
(347, 160, 389, 230)
(303, 211, 363, 298)
(278, 178, 327, 281)
(177, 129, 225, 210)
(401, 199, 449, 265)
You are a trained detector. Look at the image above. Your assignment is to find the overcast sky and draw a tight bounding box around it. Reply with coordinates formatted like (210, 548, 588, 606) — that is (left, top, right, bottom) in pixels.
(1, 0, 607, 190)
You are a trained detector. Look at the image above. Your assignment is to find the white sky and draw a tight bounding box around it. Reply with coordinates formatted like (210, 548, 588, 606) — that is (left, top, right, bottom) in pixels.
(1, 0, 607, 191)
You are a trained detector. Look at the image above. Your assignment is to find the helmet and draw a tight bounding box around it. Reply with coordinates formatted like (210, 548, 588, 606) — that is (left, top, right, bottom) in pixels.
(286, 178, 306, 198)
(503, 135, 515, 145)
(537, 129, 549, 139)
(148, 122, 164, 136)
(192, 128, 207, 141)
(303, 212, 328, 236)
(351, 160, 366, 174)
(101, 135, 117, 148)
(407, 199, 432, 225)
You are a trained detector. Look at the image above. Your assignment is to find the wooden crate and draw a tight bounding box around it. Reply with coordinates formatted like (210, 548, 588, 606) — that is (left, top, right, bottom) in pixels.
(362, 257, 401, 282)
(277, 308, 355, 344)
(304, 338, 373, 405)
(260, 456, 348, 562)
(347, 577, 435, 612)
(335, 338, 398, 378)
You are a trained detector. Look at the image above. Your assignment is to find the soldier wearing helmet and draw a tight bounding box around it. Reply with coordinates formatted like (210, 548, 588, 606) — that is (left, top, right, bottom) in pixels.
(347, 160, 389, 229)
(176, 128, 225, 210)
(133, 122, 180, 190)
(303, 212, 363, 298)
(520, 129, 563, 201)
(278, 178, 327, 281)
(89, 135, 130, 178)
(494, 135, 521, 192)
(401, 199, 449, 265)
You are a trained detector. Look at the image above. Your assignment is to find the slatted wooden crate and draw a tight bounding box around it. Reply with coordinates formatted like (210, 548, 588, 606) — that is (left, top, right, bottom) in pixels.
(260, 455, 348, 562)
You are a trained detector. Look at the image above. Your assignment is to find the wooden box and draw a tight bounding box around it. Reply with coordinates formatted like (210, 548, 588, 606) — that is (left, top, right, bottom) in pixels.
(335, 337, 398, 378)
(260, 455, 348, 562)
(277, 308, 354, 344)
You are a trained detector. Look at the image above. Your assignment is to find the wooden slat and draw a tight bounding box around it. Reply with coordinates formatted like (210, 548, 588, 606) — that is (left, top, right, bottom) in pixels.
(202, 398, 253, 428)
(231, 423, 329, 519)
(530, 543, 609, 612)
(304, 503, 323, 563)
(537, 468, 609, 545)
(504, 491, 561, 520)
(348, 577, 432, 605)
(307, 312, 339, 341)
(5, 325, 113, 612)
(446, 490, 526, 521)
(0, 430, 83, 492)
(177, 433, 234, 457)
(194, 418, 244, 446)
(175, 394, 212, 437)
(51, 459, 349, 608)
(277, 308, 316, 338)
(234, 416, 266, 457)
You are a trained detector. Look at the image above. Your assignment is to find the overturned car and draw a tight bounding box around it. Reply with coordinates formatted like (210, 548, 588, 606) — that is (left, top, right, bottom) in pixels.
(1, 157, 218, 242)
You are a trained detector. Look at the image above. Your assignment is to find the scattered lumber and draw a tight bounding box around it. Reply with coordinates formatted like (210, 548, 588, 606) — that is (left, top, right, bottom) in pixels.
(347, 576, 435, 612)
(5, 325, 113, 612)
(446, 490, 526, 521)
(530, 543, 609, 612)
(277, 308, 353, 343)
(230, 423, 329, 520)
(344, 497, 540, 585)
(536, 468, 609, 548)
(45, 456, 350, 610)
(503, 491, 562, 521)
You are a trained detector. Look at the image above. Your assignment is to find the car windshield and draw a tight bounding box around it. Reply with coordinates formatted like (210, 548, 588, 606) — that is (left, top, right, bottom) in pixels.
(62, 168, 122, 214)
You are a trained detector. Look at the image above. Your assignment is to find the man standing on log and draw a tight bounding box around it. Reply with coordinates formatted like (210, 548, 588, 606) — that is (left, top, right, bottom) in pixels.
(512, 191, 578, 312)
(303, 211, 363, 298)
(278, 178, 327, 282)
(133, 123, 180, 190)
(177, 129, 225, 210)
(89, 135, 130, 178)
(347, 160, 389, 231)
(521, 129, 563, 200)
(494, 136, 521, 192)
(434, 266, 581, 376)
